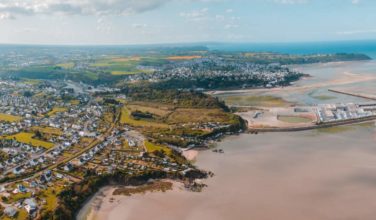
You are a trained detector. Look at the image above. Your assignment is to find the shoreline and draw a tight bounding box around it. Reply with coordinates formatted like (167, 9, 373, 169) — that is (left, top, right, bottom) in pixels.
(78, 181, 187, 220)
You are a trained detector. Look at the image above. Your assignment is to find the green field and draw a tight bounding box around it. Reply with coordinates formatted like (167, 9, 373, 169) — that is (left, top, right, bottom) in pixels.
(0, 113, 22, 122)
(144, 141, 172, 156)
(47, 107, 67, 116)
(220, 95, 291, 107)
(120, 106, 169, 128)
(2, 132, 54, 149)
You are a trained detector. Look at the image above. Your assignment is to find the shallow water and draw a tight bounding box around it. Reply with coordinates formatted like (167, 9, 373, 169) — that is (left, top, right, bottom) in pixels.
(216, 61, 376, 106)
(79, 123, 376, 220)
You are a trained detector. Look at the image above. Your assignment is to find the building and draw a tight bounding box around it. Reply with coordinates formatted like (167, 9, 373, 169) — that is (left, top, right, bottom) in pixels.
(24, 198, 37, 213)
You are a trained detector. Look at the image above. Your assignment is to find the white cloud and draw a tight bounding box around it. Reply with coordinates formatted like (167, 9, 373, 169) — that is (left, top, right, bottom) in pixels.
(351, 0, 360, 4)
(215, 14, 225, 21)
(0, 12, 15, 20)
(132, 23, 148, 29)
(225, 8, 233, 13)
(336, 29, 376, 35)
(180, 8, 209, 21)
(224, 24, 239, 29)
(0, 0, 173, 18)
(273, 0, 308, 4)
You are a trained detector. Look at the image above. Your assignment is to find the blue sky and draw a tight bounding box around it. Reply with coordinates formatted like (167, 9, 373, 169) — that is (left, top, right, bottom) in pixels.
(0, 0, 375, 45)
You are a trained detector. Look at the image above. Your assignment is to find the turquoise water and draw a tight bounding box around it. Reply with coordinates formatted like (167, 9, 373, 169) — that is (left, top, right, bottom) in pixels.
(207, 40, 376, 59)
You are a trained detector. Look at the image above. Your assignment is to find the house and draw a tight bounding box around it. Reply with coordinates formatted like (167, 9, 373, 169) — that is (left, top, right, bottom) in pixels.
(4, 206, 18, 217)
(24, 198, 37, 213)
(55, 173, 64, 179)
(18, 184, 27, 193)
(13, 166, 24, 175)
(64, 162, 74, 172)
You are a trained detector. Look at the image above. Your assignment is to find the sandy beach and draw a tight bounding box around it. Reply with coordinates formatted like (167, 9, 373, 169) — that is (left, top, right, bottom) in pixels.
(79, 124, 376, 220)
(209, 71, 376, 96)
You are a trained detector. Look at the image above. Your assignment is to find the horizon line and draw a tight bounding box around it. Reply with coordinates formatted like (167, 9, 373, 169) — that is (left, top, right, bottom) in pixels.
(1, 39, 376, 48)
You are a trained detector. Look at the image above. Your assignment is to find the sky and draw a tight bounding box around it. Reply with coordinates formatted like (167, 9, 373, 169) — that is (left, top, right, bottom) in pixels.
(0, 0, 375, 45)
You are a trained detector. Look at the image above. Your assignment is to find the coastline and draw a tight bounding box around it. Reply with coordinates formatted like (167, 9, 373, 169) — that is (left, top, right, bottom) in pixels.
(78, 181, 187, 220)
(77, 123, 376, 220)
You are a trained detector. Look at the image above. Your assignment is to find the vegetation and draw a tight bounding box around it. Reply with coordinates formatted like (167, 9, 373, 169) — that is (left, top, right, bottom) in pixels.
(144, 141, 172, 156)
(47, 107, 67, 116)
(31, 126, 63, 136)
(219, 95, 292, 107)
(0, 113, 22, 122)
(167, 55, 202, 60)
(113, 181, 173, 196)
(242, 52, 371, 65)
(1, 132, 54, 149)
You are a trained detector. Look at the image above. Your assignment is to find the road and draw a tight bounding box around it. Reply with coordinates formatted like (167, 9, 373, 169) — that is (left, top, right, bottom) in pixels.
(2, 108, 121, 185)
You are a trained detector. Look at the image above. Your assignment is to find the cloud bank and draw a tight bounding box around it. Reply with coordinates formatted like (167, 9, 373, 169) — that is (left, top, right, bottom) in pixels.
(0, 0, 173, 19)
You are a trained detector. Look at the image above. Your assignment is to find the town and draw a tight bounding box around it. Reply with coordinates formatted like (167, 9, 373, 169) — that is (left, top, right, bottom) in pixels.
(0, 79, 211, 219)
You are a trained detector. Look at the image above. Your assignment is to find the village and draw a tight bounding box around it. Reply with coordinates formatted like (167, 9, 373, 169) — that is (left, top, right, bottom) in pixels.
(128, 56, 303, 89)
(0, 79, 196, 219)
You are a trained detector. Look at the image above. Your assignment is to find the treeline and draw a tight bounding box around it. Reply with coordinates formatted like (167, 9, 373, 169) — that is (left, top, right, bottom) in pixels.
(44, 169, 208, 220)
(8, 65, 124, 86)
(122, 85, 230, 111)
(146, 74, 302, 90)
(240, 53, 371, 65)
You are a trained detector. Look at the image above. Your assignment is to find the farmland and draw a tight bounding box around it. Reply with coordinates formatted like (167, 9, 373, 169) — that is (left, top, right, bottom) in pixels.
(0, 113, 22, 122)
(47, 107, 67, 116)
(2, 132, 54, 149)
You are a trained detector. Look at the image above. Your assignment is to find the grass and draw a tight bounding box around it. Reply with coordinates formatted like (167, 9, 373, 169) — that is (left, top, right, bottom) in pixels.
(166, 108, 233, 124)
(113, 181, 173, 196)
(21, 79, 41, 85)
(167, 55, 202, 60)
(312, 95, 336, 100)
(2, 132, 54, 149)
(120, 106, 169, 128)
(91, 56, 158, 76)
(40, 185, 64, 213)
(127, 104, 172, 117)
(70, 100, 80, 105)
(221, 95, 291, 107)
(0, 113, 22, 122)
(57, 62, 75, 69)
(277, 115, 312, 123)
(111, 70, 154, 75)
(47, 107, 67, 116)
(9, 192, 32, 203)
(144, 141, 172, 156)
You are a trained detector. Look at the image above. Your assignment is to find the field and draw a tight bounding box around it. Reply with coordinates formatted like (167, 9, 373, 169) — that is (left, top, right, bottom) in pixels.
(166, 108, 234, 124)
(144, 141, 172, 156)
(127, 104, 172, 117)
(0, 113, 22, 122)
(219, 95, 292, 107)
(167, 55, 202, 60)
(2, 132, 54, 149)
(57, 62, 75, 69)
(120, 106, 169, 128)
(70, 99, 80, 105)
(91, 56, 156, 76)
(47, 107, 67, 116)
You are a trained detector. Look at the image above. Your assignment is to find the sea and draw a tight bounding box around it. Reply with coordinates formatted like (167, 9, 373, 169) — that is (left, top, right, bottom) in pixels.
(207, 40, 376, 59)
